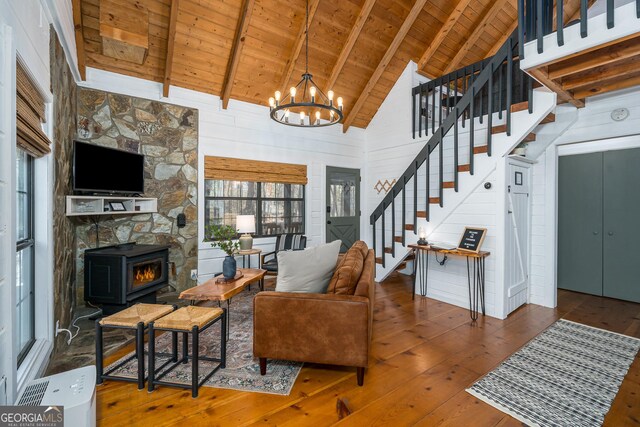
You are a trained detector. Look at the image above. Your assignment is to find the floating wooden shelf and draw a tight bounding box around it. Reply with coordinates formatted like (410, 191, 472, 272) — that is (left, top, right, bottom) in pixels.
(66, 195, 157, 217)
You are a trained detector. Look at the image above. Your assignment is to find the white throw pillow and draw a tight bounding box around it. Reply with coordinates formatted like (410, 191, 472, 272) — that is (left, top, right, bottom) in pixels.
(275, 240, 341, 293)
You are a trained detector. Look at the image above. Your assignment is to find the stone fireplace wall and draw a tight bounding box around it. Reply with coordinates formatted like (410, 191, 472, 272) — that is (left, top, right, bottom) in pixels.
(51, 29, 77, 350)
(74, 87, 199, 303)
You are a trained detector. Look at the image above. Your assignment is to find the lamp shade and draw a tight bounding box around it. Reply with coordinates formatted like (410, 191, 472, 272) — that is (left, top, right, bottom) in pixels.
(236, 215, 256, 233)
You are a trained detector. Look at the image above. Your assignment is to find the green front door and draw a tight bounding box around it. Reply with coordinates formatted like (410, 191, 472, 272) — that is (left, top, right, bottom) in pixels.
(326, 167, 360, 253)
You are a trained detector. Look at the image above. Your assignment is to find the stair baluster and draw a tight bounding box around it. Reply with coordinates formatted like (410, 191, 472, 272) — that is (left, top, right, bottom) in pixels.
(391, 196, 396, 258)
(438, 127, 444, 207)
(425, 150, 430, 220)
(431, 83, 436, 134)
(506, 37, 513, 136)
(381, 204, 385, 268)
(418, 85, 423, 138)
(402, 180, 406, 245)
(454, 106, 459, 192)
(487, 63, 494, 157)
(413, 162, 418, 231)
(470, 85, 475, 175)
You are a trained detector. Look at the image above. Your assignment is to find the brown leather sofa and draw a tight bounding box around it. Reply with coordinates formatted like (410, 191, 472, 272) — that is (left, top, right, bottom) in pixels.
(253, 244, 375, 386)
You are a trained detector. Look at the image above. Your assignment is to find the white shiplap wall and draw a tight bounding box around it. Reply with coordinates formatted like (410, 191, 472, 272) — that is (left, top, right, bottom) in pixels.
(80, 68, 366, 282)
(529, 86, 640, 308)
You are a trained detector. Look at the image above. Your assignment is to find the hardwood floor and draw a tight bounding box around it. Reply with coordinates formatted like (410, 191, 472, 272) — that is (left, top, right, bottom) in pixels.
(96, 273, 640, 426)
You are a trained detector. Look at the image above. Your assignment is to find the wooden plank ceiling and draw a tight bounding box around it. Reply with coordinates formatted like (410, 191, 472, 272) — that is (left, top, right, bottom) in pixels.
(74, 0, 519, 130)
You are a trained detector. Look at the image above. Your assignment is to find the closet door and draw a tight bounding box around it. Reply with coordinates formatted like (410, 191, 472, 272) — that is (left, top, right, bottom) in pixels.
(603, 147, 640, 303)
(558, 152, 603, 296)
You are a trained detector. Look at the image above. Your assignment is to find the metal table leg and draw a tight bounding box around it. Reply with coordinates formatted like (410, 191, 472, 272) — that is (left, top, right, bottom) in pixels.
(466, 257, 486, 321)
(411, 249, 418, 300)
(419, 250, 428, 297)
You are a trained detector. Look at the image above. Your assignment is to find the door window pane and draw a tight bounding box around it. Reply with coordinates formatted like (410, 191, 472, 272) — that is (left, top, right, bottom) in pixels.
(329, 179, 356, 217)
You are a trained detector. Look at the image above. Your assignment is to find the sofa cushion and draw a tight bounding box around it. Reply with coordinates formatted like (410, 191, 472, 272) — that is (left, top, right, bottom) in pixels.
(275, 240, 341, 293)
(326, 243, 367, 295)
(351, 240, 369, 259)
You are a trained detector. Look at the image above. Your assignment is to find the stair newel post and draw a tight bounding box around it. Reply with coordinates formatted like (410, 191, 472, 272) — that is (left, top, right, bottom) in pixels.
(372, 217, 376, 260)
(557, 0, 564, 46)
(487, 63, 494, 157)
(413, 162, 418, 231)
(417, 84, 422, 138)
(391, 194, 396, 258)
(580, 0, 588, 38)
(506, 37, 513, 136)
(431, 81, 436, 134)
(381, 202, 386, 268)
(470, 85, 475, 175)
(438, 127, 444, 208)
(402, 178, 406, 245)
(454, 106, 459, 192)
(425, 149, 430, 221)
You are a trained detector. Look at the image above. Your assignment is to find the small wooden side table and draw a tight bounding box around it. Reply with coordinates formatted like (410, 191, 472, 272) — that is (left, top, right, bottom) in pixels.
(408, 244, 490, 321)
(235, 248, 262, 269)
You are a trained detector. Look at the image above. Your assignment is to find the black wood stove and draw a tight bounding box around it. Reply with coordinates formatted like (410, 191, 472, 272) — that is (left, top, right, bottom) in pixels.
(84, 243, 170, 314)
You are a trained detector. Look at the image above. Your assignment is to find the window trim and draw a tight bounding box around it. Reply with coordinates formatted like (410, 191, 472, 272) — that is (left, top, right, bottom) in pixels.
(204, 181, 306, 238)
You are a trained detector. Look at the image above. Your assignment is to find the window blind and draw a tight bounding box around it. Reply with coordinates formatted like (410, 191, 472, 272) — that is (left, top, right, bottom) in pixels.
(16, 61, 51, 157)
(204, 156, 308, 185)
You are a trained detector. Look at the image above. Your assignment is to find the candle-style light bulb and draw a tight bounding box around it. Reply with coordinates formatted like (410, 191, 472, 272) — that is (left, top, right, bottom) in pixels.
(310, 86, 316, 102)
(315, 111, 321, 125)
(275, 91, 281, 101)
(328, 90, 334, 100)
(337, 97, 343, 107)
(300, 111, 305, 125)
(268, 97, 275, 108)
(290, 87, 297, 103)
(284, 109, 290, 123)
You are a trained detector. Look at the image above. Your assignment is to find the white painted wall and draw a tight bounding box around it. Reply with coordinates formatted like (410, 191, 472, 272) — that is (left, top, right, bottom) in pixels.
(0, 0, 55, 403)
(80, 68, 366, 283)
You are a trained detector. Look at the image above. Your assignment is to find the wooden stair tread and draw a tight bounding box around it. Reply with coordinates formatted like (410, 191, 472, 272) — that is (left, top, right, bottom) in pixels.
(384, 247, 393, 254)
(429, 197, 440, 204)
(405, 224, 415, 231)
(491, 125, 536, 142)
(510, 101, 529, 113)
(474, 145, 488, 154)
(416, 211, 426, 218)
(458, 164, 470, 172)
(443, 181, 455, 189)
(375, 257, 383, 264)
(540, 113, 555, 124)
(394, 236, 402, 243)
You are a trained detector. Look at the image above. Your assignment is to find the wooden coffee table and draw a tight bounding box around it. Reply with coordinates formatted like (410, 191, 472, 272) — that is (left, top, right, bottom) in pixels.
(179, 268, 267, 337)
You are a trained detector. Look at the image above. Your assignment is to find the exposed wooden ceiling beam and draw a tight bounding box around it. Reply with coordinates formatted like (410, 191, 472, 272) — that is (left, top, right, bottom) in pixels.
(528, 67, 585, 108)
(221, 0, 256, 109)
(163, 0, 180, 98)
(72, 0, 86, 80)
(416, 0, 472, 78)
(342, 0, 428, 132)
(278, 0, 321, 94)
(325, 0, 376, 92)
(443, 0, 510, 74)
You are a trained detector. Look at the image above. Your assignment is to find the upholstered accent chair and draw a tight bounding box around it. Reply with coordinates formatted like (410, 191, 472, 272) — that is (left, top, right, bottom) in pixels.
(260, 233, 307, 274)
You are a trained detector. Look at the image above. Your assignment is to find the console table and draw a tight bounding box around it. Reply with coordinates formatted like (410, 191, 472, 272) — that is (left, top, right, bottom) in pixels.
(408, 244, 490, 321)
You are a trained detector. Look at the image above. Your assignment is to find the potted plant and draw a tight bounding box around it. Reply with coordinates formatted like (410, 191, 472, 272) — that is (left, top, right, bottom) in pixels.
(204, 224, 240, 280)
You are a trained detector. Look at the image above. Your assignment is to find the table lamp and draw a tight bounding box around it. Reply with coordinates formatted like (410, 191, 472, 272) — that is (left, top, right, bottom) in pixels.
(236, 215, 256, 250)
(417, 226, 428, 246)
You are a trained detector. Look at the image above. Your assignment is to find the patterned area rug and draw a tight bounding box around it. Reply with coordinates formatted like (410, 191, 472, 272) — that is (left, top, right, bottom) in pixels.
(467, 319, 640, 427)
(105, 285, 303, 395)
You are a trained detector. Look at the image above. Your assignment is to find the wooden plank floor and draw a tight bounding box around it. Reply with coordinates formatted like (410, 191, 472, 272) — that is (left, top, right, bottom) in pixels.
(96, 273, 640, 426)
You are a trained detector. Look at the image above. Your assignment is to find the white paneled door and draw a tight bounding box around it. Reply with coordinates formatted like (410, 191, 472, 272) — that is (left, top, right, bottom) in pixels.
(505, 161, 531, 315)
(0, 18, 15, 405)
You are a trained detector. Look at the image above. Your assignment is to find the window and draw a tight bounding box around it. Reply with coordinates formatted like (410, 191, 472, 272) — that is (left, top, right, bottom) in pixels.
(204, 180, 305, 237)
(16, 148, 35, 365)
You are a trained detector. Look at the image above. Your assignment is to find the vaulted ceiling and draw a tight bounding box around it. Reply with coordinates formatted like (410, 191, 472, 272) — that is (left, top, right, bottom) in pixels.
(73, 0, 526, 130)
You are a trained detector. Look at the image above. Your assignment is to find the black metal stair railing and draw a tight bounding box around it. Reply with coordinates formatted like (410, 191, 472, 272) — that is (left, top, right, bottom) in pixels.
(371, 30, 536, 267)
(518, 0, 640, 58)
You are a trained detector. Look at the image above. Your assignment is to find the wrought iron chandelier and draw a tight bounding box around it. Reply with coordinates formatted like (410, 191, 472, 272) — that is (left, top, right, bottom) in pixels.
(268, 0, 343, 127)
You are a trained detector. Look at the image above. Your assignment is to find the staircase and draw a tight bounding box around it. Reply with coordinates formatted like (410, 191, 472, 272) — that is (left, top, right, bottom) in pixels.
(370, 31, 557, 283)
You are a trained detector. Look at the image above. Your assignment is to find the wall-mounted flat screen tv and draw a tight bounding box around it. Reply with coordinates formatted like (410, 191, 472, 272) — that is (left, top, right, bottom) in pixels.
(73, 140, 145, 195)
